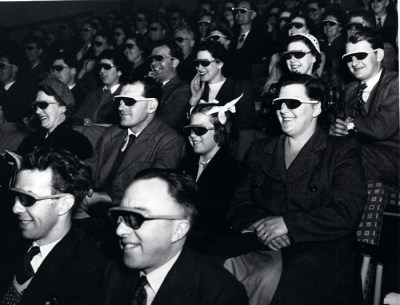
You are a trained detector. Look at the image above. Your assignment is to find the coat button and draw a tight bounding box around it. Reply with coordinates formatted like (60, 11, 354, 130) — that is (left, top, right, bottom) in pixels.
(309, 184, 318, 192)
(256, 183, 261, 190)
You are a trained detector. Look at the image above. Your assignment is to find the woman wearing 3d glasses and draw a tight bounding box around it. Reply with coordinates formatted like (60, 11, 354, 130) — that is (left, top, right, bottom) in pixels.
(16, 76, 92, 161)
(189, 40, 255, 131)
(226, 74, 366, 305)
(180, 98, 241, 253)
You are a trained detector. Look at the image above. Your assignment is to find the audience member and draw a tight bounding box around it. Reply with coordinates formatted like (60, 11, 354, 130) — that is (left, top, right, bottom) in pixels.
(75, 20, 97, 64)
(149, 41, 190, 130)
(75, 49, 124, 125)
(95, 168, 249, 305)
(0, 53, 36, 124)
(207, 22, 234, 50)
(330, 29, 399, 187)
(181, 101, 241, 253)
(220, 1, 235, 29)
(17, 76, 92, 160)
(86, 78, 186, 206)
(51, 52, 87, 112)
(169, 5, 187, 32)
(306, 0, 325, 38)
(147, 20, 167, 47)
(112, 23, 131, 53)
(227, 74, 366, 305)
(124, 34, 150, 83)
(189, 41, 255, 130)
(20, 36, 48, 87)
(174, 26, 197, 83)
(369, 0, 397, 49)
(0, 148, 107, 305)
(134, 9, 150, 36)
(197, 13, 213, 43)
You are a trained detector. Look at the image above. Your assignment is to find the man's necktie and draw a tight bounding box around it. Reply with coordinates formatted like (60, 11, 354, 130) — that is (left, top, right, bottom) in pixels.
(237, 34, 246, 49)
(377, 17, 382, 30)
(131, 276, 148, 305)
(107, 134, 136, 183)
(356, 82, 368, 116)
(15, 246, 40, 284)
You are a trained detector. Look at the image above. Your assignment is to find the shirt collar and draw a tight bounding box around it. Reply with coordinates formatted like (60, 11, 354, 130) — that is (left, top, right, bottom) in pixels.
(364, 68, 383, 90)
(4, 80, 15, 91)
(103, 83, 120, 94)
(32, 237, 63, 261)
(127, 127, 141, 138)
(142, 250, 182, 296)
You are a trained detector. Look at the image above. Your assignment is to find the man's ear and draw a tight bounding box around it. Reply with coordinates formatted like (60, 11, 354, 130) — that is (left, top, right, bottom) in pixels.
(70, 67, 77, 77)
(172, 58, 180, 69)
(147, 99, 158, 113)
(171, 220, 190, 243)
(376, 48, 384, 62)
(250, 11, 257, 20)
(312, 102, 322, 117)
(117, 70, 122, 77)
(58, 195, 74, 216)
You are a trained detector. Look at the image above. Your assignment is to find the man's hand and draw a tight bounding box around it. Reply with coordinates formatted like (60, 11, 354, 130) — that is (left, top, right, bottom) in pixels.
(329, 118, 349, 136)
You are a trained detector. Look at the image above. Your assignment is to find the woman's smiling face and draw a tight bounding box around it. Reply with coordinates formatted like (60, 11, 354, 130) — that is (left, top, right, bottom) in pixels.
(195, 50, 223, 83)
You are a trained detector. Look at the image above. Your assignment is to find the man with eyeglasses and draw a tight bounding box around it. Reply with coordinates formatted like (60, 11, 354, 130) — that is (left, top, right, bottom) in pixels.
(174, 26, 197, 83)
(169, 6, 187, 31)
(330, 29, 399, 187)
(149, 41, 190, 130)
(95, 168, 248, 305)
(51, 52, 86, 112)
(306, 0, 325, 29)
(85, 77, 185, 208)
(76, 20, 97, 63)
(0, 148, 107, 305)
(75, 50, 123, 125)
(369, 0, 397, 49)
(229, 0, 269, 80)
(0, 53, 36, 124)
(147, 20, 167, 47)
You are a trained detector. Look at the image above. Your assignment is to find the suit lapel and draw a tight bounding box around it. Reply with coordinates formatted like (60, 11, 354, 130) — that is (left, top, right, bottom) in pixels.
(260, 135, 287, 182)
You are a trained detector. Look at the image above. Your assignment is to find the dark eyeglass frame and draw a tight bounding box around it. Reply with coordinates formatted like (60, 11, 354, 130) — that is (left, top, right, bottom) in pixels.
(114, 96, 153, 107)
(24, 45, 35, 51)
(321, 20, 339, 27)
(287, 22, 305, 29)
(370, 0, 384, 3)
(307, 8, 318, 13)
(174, 37, 190, 43)
(94, 41, 105, 47)
(79, 27, 91, 32)
(282, 51, 311, 60)
(32, 101, 59, 110)
(183, 125, 215, 137)
(10, 187, 69, 207)
(345, 23, 366, 31)
(149, 26, 160, 31)
(198, 21, 211, 26)
(341, 50, 378, 63)
(109, 207, 184, 230)
(272, 97, 319, 110)
(193, 59, 218, 67)
(148, 54, 174, 62)
(279, 17, 290, 23)
(124, 43, 137, 50)
(114, 32, 123, 36)
(0, 62, 15, 69)
(207, 34, 227, 41)
(233, 7, 253, 14)
(51, 65, 71, 72)
(98, 63, 118, 70)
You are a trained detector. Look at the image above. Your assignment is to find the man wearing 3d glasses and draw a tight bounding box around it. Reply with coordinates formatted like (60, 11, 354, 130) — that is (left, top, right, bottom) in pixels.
(0, 148, 106, 305)
(96, 168, 249, 305)
(330, 29, 399, 187)
(85, 77, 186, 207)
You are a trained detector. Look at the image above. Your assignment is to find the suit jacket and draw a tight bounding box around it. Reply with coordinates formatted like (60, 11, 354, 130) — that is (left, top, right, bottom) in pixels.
(228, 127, 366, 305)
(181, 148, 242, 253)
(96, 248, 249, 305)
(157, 76, 190, 130)
(75, 85, 123, 124)
(378, 11, 398, 48)
(342, 69, 399, 186)
(200, 78, 256, 130)
(90, 117, 186, 204)
(229, 27, 270, 80)
(0, 228, 107, 305)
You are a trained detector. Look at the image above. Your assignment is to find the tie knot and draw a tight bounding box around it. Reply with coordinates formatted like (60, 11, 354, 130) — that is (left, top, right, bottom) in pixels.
(137, 275, 148, 289)
(27, 246, 40, 259)
(239, 34, 245, 42)
(359, 82, 367, 91)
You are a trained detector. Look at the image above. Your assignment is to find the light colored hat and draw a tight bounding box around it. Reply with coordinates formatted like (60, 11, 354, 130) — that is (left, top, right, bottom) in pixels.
(292, 33, 321, 54)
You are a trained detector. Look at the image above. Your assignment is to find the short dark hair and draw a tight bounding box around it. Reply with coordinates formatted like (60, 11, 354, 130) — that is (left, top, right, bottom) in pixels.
(197, 40, 229, 75)
(125, 34, 149, 55)
(348, 10, 376, 29)
(19, 148, 92, 209)
(279, 73, 327, 104)
(164, 40, 184, 63)
(133, 169, 198, 224)
(190, 103, 236, 147)
(0, 52, 20, 67)
(52, 51, 78, 69)
(23, 35, 46, 50)
(136, 76, 162, 101)
(321, 8, 348, 28)
(235, 0, 258, 11)
(98, 49, 124, 71)
(348, 29, 384, 50)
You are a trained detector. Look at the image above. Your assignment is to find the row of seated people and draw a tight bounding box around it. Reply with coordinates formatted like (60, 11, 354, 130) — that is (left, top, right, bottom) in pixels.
(0, 28, 398, 305)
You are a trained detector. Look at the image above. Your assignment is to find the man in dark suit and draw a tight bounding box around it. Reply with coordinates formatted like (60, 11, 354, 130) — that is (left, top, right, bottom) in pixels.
(330, 29, 399, 187)
(0, 53, 36, 123)
(149, 41, 190, 130)
(96, 168, 249, 305)
(86, 77, 186, 206)
(370, 0, 397, 49)
(75, 50, 124, 125)
(229, 0, 269, 81)
(0, 148, 107, 305)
